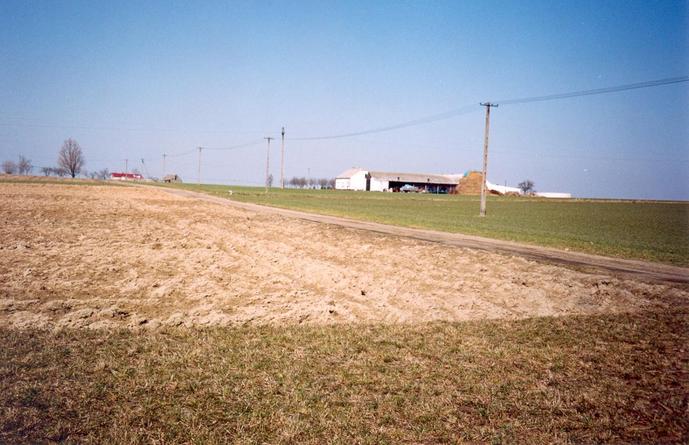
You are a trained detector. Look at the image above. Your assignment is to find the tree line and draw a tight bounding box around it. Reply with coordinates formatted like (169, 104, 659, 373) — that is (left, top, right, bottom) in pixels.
(287, 177, 336, 189)
(4, 138, 340, 188)
(1, 155, 33, 175)
(1, 138, 108, 179)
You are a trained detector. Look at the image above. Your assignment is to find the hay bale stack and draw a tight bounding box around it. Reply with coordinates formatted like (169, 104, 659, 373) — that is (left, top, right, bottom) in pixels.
(454, 171, 484, 195)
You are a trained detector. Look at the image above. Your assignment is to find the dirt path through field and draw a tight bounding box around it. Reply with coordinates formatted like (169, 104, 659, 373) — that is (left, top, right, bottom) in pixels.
(1, 183, 687, 330)
(159, 186, 689, 284)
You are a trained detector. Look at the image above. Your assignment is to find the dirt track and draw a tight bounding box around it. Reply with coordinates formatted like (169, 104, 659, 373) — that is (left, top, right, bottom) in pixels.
(162, 186, 689, 284)
(1, 183, 687, 330)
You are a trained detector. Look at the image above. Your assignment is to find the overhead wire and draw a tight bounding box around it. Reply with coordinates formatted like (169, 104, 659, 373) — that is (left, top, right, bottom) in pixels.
(495, 76, 689, 105)
(0, 116, 272, 135)
(287, 75, 688, 141)
(492, 148, 689, 163)
(3, 75, 688, 177)
(201, 139, 264, 151)
(140, 158, 152, 177)
(290, 105, 479, 141)
(165, 148, 196, 158)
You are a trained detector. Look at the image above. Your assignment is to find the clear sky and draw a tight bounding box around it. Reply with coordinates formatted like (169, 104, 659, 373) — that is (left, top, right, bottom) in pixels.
(1, 0, 687, 199)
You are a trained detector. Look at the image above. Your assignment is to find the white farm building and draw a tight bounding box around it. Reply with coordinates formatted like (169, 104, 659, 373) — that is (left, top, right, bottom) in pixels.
(335, 167, 572, 197)
(335, 168, 458, 193)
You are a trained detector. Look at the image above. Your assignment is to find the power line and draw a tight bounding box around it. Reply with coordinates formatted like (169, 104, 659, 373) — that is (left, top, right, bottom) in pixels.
(280, 126, 285, 189)
(140, 158, 151, 178)
(0, 117, 271, 135)
(264, 137, 273, 192)
(201, 140, 264, 151)
(165, 148, 196, 158)
(492, 149, 689, 163)
(479, 102, 498, 217)
(289, 75, 688, 141)
(495, 76, 689, 105)
(290, 105, 479, 140)
(2, 76, 685, 145)
(197, 147, 202, 185)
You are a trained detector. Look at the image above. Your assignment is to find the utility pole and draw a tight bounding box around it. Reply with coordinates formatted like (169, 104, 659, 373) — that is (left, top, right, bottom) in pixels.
(264, 137, 273, 193)
(280, 126, 285, 189)
(479, 102, 498, 217)
(162, 153, 166, 178)
(197, 146, 202, 185)
(125, 159, 128, 174)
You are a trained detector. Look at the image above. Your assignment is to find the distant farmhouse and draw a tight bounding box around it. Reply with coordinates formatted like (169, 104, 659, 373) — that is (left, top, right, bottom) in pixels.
(335, 168, 571, 197)
(110, 172, 144, 181)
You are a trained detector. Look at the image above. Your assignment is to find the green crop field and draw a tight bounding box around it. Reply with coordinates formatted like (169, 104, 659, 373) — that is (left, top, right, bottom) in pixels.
(156, 183, 689, 266)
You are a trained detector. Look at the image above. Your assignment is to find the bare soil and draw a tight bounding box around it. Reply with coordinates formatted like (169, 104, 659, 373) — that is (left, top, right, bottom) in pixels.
(1, 183, 687, 330)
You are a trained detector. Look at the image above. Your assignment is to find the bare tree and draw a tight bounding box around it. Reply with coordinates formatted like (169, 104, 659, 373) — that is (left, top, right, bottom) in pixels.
(96, 168, 110, 180)
(17, 156, 33, 175)
(58, 138, 85, 178)
(40, 167, 66, 176)
(267, 173, 274, 188)
(289, 176, 304, 188)
(2, 160, 17, 174)
(318, 178, 327, 189)
(518, 179, 535, 195)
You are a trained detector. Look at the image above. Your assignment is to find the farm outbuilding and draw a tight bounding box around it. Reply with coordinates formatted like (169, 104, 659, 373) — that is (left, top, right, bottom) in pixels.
(335, 168, 364, 190)
(110, 172, 143, 181)
(336, 168, 572, 197)
(335, 168, 459, 193)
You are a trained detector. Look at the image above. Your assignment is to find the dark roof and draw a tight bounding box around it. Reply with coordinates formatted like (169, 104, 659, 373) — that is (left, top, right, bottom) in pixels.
(368, 171, 459, 185)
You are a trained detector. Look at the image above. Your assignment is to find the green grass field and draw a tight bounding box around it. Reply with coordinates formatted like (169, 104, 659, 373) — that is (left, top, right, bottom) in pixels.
(2, 310, 687, 443)
(156, 183, 689, 266)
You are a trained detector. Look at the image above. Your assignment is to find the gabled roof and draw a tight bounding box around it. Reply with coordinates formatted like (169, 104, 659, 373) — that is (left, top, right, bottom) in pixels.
(336, 168, 364, 179)
(368, 171, 459, 185)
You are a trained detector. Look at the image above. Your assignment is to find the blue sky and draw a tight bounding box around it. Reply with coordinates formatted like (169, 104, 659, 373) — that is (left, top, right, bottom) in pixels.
(1, 0, 687, 199)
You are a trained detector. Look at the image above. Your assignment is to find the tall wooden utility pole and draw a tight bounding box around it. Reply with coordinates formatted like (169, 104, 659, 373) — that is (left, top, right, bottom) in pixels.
(162, 153, 166, 178)
(479, 102, 498, 217)
(264, 137, 274, 193)
(197, 146, 202, 185)
(280, 127, 285, 189)
(125, 159, 128, 174)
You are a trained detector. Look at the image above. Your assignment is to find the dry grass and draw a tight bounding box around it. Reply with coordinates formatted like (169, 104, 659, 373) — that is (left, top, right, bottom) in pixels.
(2, 309, 688, 444)
(7, 182, 683, 331)
(160, 183, 689, 265)
(2, 180, 688, 443)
